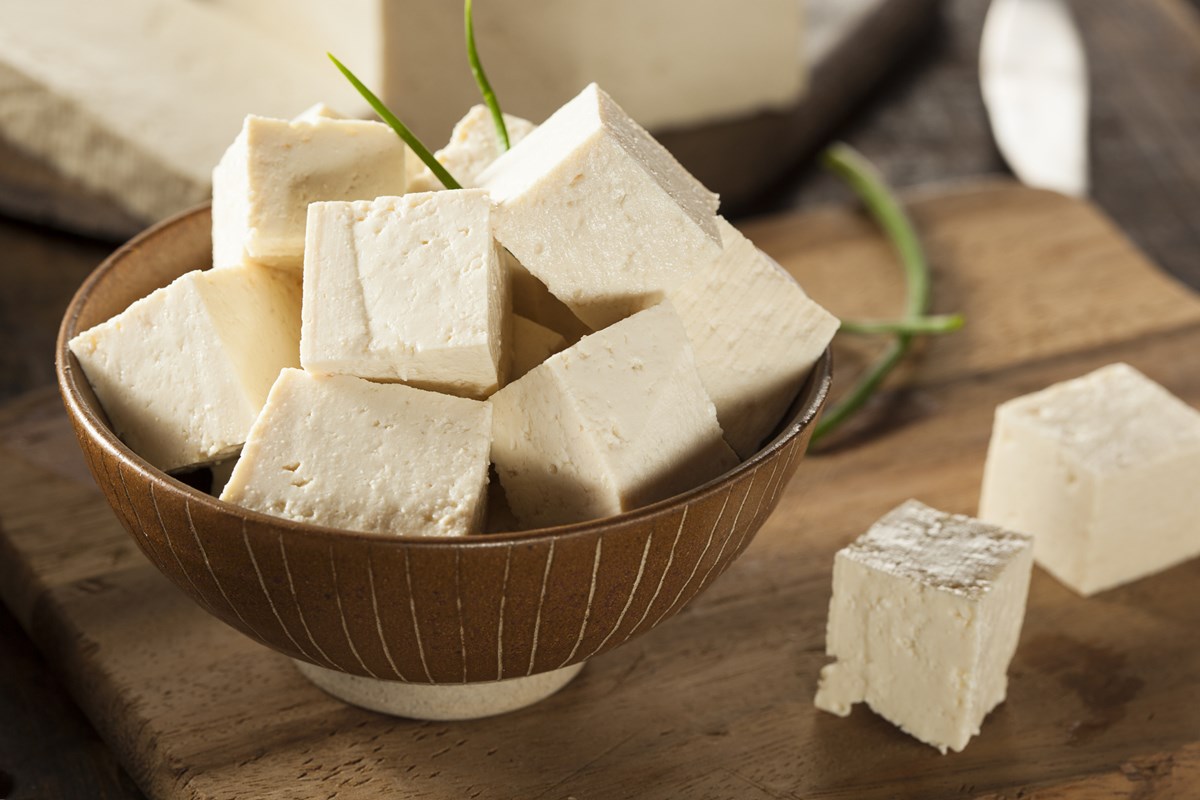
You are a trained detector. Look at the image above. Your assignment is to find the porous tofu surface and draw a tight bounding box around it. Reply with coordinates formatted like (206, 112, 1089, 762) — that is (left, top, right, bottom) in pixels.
(408, 105, 538, 192)
(221, 369, 491, 537)
(671, 218, 838, 458)
(480, 83, 722, 330)
(490, 303, 739, 529)
(979, 363, 1200, 595)
(68, 264, 301, 472)
(300, 190, 507, 399)
(815, 500, 1033, 754)
(212, 114, 406, 270)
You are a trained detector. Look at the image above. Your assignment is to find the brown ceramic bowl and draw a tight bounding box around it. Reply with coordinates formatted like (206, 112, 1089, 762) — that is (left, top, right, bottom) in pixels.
(56, 205, 832, 684)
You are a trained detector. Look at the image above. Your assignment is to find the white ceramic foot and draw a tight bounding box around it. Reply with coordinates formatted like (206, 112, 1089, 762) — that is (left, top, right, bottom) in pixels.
(294, 660, 585, 721)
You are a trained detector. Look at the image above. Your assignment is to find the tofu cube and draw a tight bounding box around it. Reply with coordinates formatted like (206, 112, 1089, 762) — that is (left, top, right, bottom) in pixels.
(212, 114, 406, 270)
(491, 303, 739, 528)
(815, 500, 1033, 754)
(670, 218, 839, 458)
(300, 190, 508, 399)
(408, 105, 538, 192)
(480, 83, 723, 330)
(510, 314, 567, 381)
(221, 369, 491, 537)
(67, 265, 301, 472)
(979, 363, 1200, 595)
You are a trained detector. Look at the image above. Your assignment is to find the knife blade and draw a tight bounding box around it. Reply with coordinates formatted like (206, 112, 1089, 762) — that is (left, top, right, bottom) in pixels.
(980, 0, 1089, 197)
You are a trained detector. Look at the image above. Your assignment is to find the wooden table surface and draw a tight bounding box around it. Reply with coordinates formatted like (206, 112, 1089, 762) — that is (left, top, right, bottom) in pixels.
(0, 1, 1196, 797)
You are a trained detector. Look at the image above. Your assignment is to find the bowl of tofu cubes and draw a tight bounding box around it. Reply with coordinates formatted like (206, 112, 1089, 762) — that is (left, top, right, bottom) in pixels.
(55, 86, 836, 720)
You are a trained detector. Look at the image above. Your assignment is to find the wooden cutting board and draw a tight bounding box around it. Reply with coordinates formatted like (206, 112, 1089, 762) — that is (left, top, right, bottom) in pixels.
(2, 182, 1199, 799)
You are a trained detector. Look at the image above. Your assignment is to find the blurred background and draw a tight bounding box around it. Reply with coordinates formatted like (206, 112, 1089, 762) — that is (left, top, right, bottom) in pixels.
(0, 0, 1196, 796)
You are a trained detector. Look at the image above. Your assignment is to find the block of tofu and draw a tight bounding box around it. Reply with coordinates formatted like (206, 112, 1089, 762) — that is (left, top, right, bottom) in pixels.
(300, 191, 508, 399)
(408, 105, 538, 193)
(510, 315, 567, 381)
(491, 303, 739, 528)
(205, 0, 803, 144)
(0, 0, 359, 232)
(480, 84, 723, 330)
(815, 500, 1034, 754)
(221, 370, 491, 537)
(67, 265, 301, 472)
(979, 363, 1200, 596)
(211, 114, 407, 270)
(670, 218, 839, 458)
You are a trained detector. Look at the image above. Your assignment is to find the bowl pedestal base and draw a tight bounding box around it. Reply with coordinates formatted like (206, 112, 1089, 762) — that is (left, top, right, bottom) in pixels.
(294, 660, 585, 720)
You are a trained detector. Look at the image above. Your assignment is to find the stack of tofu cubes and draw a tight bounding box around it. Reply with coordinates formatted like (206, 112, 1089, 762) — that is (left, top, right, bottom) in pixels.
(69, 86, 837, 537)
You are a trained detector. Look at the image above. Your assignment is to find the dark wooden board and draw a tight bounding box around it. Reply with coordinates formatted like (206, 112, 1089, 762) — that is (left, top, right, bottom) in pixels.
(1, 182, 1198, 799)
(0, 0, 935, 239)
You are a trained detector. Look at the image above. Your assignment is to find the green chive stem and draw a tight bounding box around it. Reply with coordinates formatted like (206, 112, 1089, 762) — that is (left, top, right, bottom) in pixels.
(810, 143, 962, 447)
(839, 313, 964, 336)
(465, 0, 509, 152)
(328, 53, 462, 191)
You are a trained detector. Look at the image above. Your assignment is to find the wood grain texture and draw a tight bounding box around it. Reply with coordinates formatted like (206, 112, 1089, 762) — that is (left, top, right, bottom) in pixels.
(2, 182, 1198, 799)
(756, 0, 1200, 291)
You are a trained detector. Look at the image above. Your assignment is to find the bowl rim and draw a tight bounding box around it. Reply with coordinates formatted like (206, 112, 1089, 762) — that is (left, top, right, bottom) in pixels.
(56, 203, 832, 549)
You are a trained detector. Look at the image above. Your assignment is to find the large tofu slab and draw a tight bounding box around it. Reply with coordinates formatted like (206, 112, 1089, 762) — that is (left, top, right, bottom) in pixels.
(0, 0, 357, 228)
(480, 84, 723, 330)
(300, 191, 508, 399)
(212, 114, 407, 271)
(67, 265, 301, 472)
(205, 0, 803, 143)
(670, 218, 839, 458)
(408, 105, 538, 193)
(979, 363, 1200, 596)
(491, 303, 739, 529)
(815, 500, 1034, 754)
(221, 370, 491, 537)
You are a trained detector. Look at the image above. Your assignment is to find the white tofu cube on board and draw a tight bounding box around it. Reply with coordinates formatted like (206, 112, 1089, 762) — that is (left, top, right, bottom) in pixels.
(510, 315, 567, 381)
(815, 500, 1034, 754)
(300, 190, 508, 399)
(670, 218, 839, 459)
(221, 369, 491, 537)
(979, 363, 1200, 596)
(408, 105, 538, 193)
(67, 265, 302, 472)
(0, 0, 364, 228)
(480, 83, 723, 330)
(211, 114, 407, 271)
(491, 303, 739, 529)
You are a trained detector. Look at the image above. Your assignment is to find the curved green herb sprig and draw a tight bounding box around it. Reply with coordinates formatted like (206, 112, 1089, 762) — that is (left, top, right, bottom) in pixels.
(839, 314, 964, 336)
(328, 53, 462, 190)
(810, 144, 964, 447)
(465, 0, 509, 152)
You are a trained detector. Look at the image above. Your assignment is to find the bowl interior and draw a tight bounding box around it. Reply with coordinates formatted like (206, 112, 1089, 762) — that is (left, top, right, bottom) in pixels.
(58, 204, 831, 544)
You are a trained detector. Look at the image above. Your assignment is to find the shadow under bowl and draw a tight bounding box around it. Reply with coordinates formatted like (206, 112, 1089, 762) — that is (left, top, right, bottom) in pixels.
(55, 204, 832, 686)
